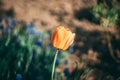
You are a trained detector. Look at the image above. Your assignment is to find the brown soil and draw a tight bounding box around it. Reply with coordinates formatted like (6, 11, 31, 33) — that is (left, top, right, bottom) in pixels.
(0, 0, 120, 80)
(0, 0, 96, 30)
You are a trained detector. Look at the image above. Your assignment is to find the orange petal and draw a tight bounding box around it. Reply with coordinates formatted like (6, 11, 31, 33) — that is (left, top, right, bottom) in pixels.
(63, 33, 75, 50)
(51, 26, 75, 50)
(51, 27, 58, 47)
(51, 26, 66, 49)
(58, 30, 72, 49)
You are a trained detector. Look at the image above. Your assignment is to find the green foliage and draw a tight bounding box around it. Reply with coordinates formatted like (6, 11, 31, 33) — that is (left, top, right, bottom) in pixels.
(91, 0, 119, 27)
(0, 25, 69, 80)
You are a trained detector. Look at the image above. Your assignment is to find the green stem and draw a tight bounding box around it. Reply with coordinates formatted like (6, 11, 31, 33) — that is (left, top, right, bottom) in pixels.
(104, 27, 119, 63)
(5, 32, 11, 46)
(51, 49, 59, 80)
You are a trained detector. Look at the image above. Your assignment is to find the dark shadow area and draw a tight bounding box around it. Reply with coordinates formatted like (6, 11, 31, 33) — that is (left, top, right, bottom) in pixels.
(6, 8, 14, 17)
(74, 8, 100, 24)
(74, 27, 120, 79)
(0, 8, 15, 17)
(117, 0, 120, 2)
(0, 9, 5, 17)
(0, 0, 4, 6)
(116, 10, 120, 26)
(49, 9, 68, 23)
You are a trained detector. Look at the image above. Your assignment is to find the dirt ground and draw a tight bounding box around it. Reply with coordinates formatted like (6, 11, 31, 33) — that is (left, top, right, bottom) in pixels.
(0, 0, 120, 79)
(0, 0, 99, 29)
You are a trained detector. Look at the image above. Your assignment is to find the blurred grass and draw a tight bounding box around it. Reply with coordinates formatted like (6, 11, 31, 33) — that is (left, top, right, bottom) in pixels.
(0, 22, 73, 80)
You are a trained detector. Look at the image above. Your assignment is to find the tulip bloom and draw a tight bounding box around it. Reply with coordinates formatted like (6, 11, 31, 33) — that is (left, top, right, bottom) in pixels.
(51, 26, 75, 80)
(51, 26, 75, 50)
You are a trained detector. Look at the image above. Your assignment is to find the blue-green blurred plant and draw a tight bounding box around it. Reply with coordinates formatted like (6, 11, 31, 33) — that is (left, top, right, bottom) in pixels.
(91, 0, 120, 63)
(92, 0, 119, 27)
(0, 19, 72, 80)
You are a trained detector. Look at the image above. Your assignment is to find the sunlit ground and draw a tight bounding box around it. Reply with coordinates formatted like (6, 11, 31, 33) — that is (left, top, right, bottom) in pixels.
(0, 0, 120, 80)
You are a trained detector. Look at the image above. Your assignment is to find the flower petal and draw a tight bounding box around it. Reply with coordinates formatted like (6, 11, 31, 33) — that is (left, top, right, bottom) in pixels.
(63, 33, 75, 50)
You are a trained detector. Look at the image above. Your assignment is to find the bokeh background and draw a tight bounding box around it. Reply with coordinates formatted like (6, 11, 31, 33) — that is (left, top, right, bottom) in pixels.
(0, 0, 120, 80)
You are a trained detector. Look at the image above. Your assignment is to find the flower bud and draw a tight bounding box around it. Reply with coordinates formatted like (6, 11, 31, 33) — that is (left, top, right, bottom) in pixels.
(51, 26, 75, 50)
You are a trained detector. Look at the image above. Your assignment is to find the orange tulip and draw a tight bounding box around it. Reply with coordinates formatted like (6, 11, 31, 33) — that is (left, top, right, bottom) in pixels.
(51, 26, 75, 50)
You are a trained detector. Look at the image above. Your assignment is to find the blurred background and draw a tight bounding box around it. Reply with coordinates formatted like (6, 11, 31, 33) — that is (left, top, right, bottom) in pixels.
(0, 0, 120, 80)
